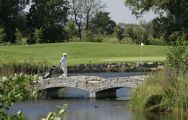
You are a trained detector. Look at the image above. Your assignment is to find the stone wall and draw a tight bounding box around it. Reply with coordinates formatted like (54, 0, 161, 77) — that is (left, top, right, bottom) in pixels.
(68, 62, 164, 73)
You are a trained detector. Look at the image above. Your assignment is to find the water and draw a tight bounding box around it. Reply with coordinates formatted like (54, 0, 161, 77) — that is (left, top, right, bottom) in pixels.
(8, 99, 188, 120)
(7, 72, 188, 120)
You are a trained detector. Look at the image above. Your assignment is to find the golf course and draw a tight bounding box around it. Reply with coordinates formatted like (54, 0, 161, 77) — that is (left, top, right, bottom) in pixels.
(0, 42, 167, 65)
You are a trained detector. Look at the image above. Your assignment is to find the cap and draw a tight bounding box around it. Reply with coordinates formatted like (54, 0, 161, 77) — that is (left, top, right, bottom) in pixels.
(63, 53, 67, 56)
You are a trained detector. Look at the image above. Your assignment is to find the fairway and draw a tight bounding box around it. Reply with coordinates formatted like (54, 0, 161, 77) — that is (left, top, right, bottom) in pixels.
(0, 42, 167, 65)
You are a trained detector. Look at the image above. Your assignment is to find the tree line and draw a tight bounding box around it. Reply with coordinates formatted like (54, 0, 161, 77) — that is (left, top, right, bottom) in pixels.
(0, 0, 187, 45)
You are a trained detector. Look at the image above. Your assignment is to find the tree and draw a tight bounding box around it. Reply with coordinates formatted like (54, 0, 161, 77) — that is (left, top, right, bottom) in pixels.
(69, 0, 104, 40)
(0, 0, 29, 43)
(124, 0, 188, 43)
(26, 0, 69, 43)
(90, 11, 116, 35)
(69, 0, 84, 40)
(82, 0, 105, 30)
(114, 25, 124, 41)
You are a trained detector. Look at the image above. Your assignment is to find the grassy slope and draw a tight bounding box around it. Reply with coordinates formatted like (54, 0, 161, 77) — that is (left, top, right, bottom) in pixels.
(0, 42, 167, 65)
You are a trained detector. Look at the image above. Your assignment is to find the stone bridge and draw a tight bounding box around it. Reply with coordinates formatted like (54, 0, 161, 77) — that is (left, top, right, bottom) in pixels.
(36, 75, 147, 98)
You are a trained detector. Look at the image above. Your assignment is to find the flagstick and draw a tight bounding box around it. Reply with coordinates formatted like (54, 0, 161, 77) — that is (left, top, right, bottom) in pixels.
(140, 43, 144, 63)
(140, 45, 142, 63)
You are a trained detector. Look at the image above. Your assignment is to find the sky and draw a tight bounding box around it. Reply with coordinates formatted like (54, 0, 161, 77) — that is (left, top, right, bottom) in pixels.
(25, 0, 157, 24)
(103, 0, 157, 24)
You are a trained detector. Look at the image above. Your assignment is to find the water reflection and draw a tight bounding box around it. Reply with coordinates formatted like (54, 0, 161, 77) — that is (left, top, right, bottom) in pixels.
(8, 99, 188, 120)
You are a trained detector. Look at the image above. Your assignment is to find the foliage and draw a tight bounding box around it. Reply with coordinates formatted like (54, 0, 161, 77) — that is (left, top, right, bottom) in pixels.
(0, 27, 6, 44)
(83, 30, 103, 42)
(26, 0, 69, 43)
(131, 44, 188, 113)
(124, 0, 188, 44)
(131, 69, 188, 113)
(69, 0, 105, 40)
(33, 27, 44, 44)
(15, 28, 24, 45)
(114, 25, 124, 41)
(64, 21, 76, 40)
(0, 73, 67, 120)
(41, 105, 67, 120)
(90, 11, 116, 35)
(0, 74, 38, 119)
(0, 0, 29, 43)
(149, 37, 165, 45)
(166, 43, 188, 74)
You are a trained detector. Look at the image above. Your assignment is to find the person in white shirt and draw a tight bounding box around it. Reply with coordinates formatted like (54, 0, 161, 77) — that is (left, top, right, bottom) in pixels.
(60, 53, 67, 77)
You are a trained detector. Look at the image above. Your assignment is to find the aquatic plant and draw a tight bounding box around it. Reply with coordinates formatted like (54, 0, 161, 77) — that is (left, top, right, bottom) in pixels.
(41, 105, 68, 120)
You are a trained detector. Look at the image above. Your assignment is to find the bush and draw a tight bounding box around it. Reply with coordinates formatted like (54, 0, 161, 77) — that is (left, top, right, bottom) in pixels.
(33, 27, 44, 44)
(114, 25, 124, 41)
(0, 74, 38, 119)
(15, 29, 23, 45)
(83, 30, 103, 42)
(0, 27, 7, 44)
(149, 37, 165, 45)
(166, 43, 188, 74)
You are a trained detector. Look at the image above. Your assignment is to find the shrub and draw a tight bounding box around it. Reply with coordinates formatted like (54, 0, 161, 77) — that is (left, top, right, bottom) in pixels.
(33, 27, 44, 44)
(166, 43, 188, 74)
(114, 25, 124, 41)
(15, 28, 23, 45)
(149, 37, 165, 45)
(0, 27, 7, 44)
(83, 30, 103, 42)
(0, 74, 38, 119)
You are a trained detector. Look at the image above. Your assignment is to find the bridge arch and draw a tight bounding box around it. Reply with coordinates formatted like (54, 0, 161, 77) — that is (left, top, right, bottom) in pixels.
(96, 87, 123, 98)
(38, 86, 90, 99)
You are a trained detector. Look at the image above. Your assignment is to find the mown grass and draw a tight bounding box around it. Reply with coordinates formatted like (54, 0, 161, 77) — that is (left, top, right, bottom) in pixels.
(0, 42, 167, 65)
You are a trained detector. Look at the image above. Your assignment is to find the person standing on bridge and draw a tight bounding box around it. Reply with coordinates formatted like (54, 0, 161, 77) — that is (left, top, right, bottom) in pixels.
(60, 53, 68, 77)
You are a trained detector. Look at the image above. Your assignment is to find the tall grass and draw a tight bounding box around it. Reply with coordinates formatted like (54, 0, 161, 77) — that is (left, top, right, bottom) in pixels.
(131, 68, 188, 113)
(0, 57, 50, 76)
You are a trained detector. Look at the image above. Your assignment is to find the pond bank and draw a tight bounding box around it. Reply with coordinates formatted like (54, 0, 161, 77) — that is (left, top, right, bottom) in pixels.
(0, 62, 164, 76)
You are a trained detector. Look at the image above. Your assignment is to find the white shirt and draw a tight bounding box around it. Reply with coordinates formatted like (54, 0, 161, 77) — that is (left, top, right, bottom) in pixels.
(60, 56, 67, 66)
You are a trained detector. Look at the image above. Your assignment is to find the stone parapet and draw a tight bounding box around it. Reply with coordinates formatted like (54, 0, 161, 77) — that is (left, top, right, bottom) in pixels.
(68, 62, 164, 73)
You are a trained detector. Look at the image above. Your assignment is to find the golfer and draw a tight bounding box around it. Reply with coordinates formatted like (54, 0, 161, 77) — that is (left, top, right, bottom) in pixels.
(60, 53, 67, 77)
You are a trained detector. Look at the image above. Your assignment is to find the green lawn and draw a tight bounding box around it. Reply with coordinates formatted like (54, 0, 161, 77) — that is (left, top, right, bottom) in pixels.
(0, 42, 167, 65)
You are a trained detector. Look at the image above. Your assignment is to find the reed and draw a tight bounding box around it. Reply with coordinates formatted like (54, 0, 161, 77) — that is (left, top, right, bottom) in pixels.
(131, 68, 188, 113)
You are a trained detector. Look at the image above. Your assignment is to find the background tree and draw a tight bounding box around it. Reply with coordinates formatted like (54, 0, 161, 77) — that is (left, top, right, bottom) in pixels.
(26, 0, 69, 43)
(69, 0, 84, 40)
(82, 0, 105, 30)
(90, 11, 116, 35)
(124, 0, 188, 44)
(69, 0, 105, 40)
(114, 25, 124, 41)
(0, 0, 29, 43)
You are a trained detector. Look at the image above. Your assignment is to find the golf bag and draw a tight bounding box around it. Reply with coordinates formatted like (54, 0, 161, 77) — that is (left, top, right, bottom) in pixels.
(42, 65, 57, 79)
